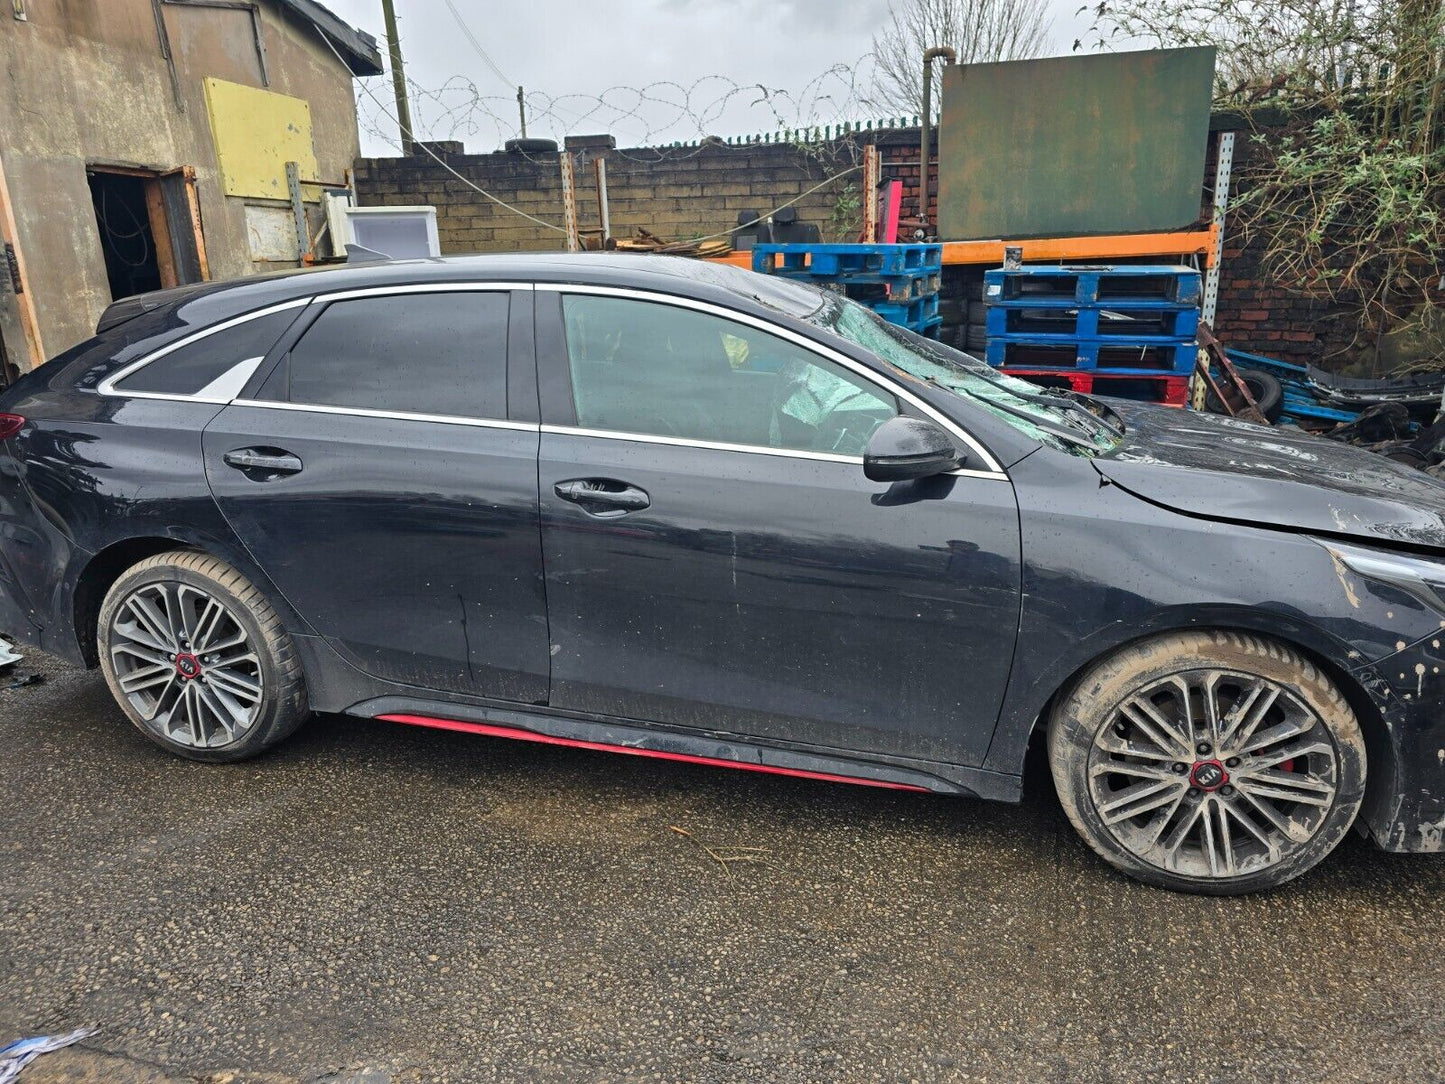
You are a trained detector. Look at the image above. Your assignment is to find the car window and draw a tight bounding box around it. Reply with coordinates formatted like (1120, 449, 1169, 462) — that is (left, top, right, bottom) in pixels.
(113, 308, 300, 396)
(561, 295, 898, 456)
(275, 292, 509, 419)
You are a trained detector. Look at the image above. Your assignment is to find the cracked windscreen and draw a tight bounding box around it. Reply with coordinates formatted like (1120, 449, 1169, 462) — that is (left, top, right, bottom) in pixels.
(806, 292, 1123, 455)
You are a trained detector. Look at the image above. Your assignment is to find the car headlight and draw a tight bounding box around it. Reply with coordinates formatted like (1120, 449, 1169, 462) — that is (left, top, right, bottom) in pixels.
(1315, 538, 1445, 616)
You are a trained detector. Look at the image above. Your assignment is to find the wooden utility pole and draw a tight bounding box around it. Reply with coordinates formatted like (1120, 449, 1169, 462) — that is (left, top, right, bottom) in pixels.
(380, 0, 414, 155)
(517, 86, 527, 138)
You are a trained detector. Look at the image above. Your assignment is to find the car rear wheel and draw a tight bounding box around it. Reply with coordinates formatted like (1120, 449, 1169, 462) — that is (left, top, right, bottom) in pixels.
(1048, 630, 1366, 894)
(98, 550, 309, 762)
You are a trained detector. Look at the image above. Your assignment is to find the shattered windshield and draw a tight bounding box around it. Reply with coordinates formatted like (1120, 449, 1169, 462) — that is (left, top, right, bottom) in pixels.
(805, 292, 1122, 455)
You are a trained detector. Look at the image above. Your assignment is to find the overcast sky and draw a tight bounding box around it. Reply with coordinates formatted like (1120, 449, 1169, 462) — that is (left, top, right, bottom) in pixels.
(321, 0, 1102, 156)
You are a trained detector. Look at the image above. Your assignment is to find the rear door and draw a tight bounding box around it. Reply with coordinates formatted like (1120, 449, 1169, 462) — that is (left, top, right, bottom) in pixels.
(202, 284, 550, 701)
(534, 288, 1022, 765)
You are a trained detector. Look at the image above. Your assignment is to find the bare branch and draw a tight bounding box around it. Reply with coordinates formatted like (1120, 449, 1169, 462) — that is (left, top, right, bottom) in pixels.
(869, 0, 1054, 117)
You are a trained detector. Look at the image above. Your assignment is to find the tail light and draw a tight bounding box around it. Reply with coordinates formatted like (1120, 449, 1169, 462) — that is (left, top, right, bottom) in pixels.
(0, 414, 24, 440)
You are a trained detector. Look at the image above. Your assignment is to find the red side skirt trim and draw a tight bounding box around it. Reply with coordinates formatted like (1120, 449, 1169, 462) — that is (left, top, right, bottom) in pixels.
(377, 713, 931, 793)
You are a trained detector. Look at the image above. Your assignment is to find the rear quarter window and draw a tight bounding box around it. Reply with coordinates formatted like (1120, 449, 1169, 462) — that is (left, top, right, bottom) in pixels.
(111, 308, 301, 397)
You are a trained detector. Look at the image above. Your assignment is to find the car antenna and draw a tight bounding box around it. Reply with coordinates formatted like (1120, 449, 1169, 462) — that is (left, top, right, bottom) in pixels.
(345, 244, 391, 264)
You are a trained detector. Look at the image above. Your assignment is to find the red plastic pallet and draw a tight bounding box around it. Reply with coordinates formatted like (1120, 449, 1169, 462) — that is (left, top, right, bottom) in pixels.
(1000, 367, 1190, 406)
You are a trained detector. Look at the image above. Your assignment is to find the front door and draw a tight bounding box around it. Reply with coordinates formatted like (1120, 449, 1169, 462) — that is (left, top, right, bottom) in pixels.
(534, 289, 1021, 765)
(204, 286, 550, 702)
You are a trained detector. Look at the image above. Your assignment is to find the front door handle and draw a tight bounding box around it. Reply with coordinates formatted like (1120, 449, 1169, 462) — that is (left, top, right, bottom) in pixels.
(223, 448, 304, 477)
(554, 478, 651, 515)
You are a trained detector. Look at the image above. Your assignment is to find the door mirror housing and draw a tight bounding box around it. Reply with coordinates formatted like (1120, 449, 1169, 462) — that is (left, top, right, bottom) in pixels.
(863, 417, 962, 482)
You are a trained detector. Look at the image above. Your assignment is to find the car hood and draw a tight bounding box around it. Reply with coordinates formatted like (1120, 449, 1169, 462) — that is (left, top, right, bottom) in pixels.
(1093, 401, 1445, 551)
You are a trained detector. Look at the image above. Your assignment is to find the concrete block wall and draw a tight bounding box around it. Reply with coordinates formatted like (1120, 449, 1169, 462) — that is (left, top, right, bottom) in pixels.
(353, 137, 869, 253)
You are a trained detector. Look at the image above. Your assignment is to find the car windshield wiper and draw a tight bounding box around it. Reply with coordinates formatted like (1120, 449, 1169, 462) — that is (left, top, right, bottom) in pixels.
(942, 383, 1102, 449)
(1050, 389, 1127, 437)
(1008, 387, 1126, 440)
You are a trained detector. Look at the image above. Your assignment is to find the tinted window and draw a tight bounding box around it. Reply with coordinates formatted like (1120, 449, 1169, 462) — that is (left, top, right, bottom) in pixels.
(279, 292, 509, 419)
(114, 308, 299, 395)
(561, 296, 897, 456)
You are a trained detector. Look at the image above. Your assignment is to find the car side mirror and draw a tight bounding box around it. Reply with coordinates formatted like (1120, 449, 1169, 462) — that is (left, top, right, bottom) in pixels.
(863, 417, 962, 482)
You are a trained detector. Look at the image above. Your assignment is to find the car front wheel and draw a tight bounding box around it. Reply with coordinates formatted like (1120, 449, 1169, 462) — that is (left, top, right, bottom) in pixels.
(1049, 630, 1366, 894)
(98, 550, 309, 762)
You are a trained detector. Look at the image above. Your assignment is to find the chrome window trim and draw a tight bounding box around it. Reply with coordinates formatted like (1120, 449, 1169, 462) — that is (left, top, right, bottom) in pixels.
(538, 282, 1007, 477)
(541, 423, 1006, 479)
(541, 424, 864, 465)
(228, 398, 539, 433)
(300, 281, 535, 303)
(97, 298, 311, 403)
(215, 406, 1000, 478)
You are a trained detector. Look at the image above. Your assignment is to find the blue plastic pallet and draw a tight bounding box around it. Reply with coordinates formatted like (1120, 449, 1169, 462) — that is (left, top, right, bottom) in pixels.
(1215, 347, 1360, 424)
(985, 338, 1196, 375)
(984, 265, 1202, 306)
(865, 293, 939, 330)
(985, 305, 1199, 342)
(873, 272, 941, 301)
(983, 295, 1197, 312)
(754, 243, 943, 279)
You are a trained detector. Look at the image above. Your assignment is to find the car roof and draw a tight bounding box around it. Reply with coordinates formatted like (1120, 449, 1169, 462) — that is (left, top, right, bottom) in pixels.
(102, 253, 830, 333)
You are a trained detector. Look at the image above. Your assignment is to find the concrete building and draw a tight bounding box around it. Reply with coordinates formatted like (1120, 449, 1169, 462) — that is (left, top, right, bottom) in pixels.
(0, 0, 383, 382)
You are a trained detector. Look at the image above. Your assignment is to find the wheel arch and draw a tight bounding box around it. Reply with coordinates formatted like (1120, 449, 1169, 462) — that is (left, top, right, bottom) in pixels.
(1006, 619, 1394, 823)
(69, 532, 311, 668)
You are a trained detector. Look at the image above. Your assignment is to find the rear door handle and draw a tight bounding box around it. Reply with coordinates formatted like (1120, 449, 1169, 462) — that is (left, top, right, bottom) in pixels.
(223, 448, 304, 477)
(554, 478, 651, 515)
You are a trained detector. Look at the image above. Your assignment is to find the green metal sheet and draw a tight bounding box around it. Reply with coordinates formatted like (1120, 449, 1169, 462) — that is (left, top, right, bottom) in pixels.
(937, 47, 1216, 241)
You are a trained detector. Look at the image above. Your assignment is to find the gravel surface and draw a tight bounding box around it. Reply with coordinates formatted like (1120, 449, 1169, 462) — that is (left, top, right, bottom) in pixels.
(1, 646, 1442, 1083)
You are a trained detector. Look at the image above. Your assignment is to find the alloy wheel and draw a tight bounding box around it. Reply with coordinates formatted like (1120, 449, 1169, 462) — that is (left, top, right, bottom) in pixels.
(1086, 670, 1340, 879)
(108, 581, 264, 749)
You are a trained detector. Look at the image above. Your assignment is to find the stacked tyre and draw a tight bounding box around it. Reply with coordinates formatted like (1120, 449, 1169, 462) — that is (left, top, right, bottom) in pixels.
(963, 284, 989, 354)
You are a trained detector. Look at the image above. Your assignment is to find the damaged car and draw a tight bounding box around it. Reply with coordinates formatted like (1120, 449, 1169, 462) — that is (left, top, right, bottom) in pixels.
(1, 254, 1443, 894)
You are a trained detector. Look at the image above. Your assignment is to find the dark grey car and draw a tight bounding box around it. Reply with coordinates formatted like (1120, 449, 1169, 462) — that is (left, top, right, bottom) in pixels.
(1, 254, 1443, 894)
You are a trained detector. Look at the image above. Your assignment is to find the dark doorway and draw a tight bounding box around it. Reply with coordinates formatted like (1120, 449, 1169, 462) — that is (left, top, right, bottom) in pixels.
(88, 171, 163, 301)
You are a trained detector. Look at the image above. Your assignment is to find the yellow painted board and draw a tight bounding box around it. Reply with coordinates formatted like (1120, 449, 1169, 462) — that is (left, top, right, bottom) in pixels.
(204, 77, 318, 200)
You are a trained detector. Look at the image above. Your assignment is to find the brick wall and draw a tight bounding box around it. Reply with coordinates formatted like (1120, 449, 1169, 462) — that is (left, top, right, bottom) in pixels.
(354, 126, 1355, 369)
(1204, 136, 1360, 368)
(1208, 244, 1350, 367)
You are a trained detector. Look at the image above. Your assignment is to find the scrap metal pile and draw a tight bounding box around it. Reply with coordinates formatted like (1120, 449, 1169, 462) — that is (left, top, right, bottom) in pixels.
(1197, 322, 1445, 477)
(613, 228, 732, 258)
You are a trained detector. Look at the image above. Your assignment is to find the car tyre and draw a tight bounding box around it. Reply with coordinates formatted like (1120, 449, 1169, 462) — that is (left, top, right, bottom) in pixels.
(1205, 368, 1285, 422)
(98, 550, 309, 762)
(1048, 630, 1366, 894)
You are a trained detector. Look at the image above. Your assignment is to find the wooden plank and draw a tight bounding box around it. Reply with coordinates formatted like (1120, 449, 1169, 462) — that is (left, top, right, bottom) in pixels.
(184, 168, 210, 280)
(860, 144, 879, 243)
(0, 150, 45, 370)
(143, 177, 179, 289)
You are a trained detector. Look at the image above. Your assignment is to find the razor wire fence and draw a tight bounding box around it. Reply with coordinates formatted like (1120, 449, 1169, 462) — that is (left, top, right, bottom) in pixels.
(355, 57, 925, 162)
